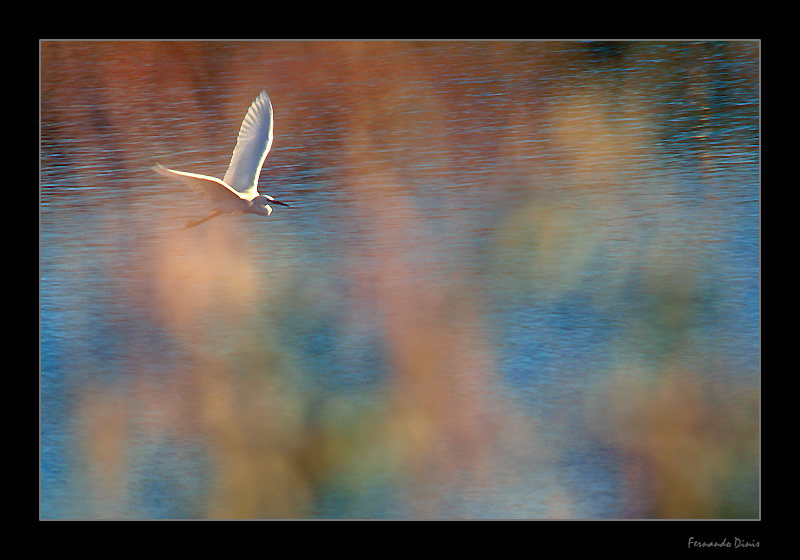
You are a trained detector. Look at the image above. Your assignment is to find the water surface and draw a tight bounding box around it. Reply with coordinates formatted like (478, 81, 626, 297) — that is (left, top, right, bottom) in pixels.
(40, 40, 759, 519)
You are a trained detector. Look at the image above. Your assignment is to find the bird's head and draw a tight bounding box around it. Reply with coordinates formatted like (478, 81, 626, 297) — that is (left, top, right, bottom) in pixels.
(251, 194, 290, 216)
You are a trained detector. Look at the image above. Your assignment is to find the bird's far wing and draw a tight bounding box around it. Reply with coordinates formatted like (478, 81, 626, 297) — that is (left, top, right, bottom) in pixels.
(153, 164, 244, 204)
(223, 90, 274, 195)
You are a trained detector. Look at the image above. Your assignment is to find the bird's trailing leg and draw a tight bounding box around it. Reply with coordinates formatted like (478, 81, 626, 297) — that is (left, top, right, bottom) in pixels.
(184, 209, 223, 229)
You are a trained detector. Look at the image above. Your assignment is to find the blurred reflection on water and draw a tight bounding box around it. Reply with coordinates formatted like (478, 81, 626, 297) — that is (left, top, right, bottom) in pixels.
(40, 40, 759, 519)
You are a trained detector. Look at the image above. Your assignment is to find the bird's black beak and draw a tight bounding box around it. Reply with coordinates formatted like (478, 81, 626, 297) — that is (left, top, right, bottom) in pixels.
(272, 199, 290, 208)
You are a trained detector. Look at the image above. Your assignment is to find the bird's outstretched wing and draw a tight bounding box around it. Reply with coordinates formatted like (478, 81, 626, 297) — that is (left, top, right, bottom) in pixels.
(223, 90, 274, 196)
(153, 164, 244, 204)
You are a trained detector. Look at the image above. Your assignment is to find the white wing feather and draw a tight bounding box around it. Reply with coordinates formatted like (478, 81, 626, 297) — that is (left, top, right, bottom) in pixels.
(152, 163, 245, 204)
(223, 90, 274, 195)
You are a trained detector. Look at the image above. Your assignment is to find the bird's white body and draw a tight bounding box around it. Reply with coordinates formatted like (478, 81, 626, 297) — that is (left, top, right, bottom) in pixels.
(153, 90, 288, 228)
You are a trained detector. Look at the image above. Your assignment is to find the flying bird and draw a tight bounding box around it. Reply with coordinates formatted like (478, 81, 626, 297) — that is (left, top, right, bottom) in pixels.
(153, 90, 289, 229)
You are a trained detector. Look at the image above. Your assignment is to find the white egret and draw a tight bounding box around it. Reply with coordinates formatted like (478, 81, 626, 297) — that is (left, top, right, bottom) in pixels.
(153, 90, 289, 229)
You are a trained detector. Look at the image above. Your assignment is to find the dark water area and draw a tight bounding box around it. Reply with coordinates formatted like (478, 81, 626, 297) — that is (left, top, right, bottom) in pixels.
(40, 40, 759, 519)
